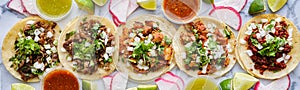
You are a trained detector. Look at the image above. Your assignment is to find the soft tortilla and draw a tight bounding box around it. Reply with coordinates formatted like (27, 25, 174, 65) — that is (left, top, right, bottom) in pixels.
(2, 16, 61, 82)
(57, 15, 117, 80)
(236, 14, 300, 79)
(115, 15, 176, 82)
(174, 16, 236, 78)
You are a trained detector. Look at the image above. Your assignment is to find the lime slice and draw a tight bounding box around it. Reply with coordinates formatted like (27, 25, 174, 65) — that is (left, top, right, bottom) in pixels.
(93, 0, 108, 6)
(82, 80, 97, 90)
(137, 85, 157, 90)
(186, 77, 219, 90)
(127, 87, 138, 90)
(137, 0, 156, 10)
(232, 73, 259, 90)
(267, 0, 287, 12)
(11, 83, 35, 90)
(75, 0, 94, 14)
(248, 0, 266, 14)
(220, 78, 232, 90)
(203, 0, 214, 4)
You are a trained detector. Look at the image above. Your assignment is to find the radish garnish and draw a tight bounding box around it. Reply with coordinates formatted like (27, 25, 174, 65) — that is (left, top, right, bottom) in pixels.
(155, 78, 180, 90)
(161, 72, 185, 90)
(127, 0, 138, 17)
(109, 0, 129, 26)
(215, 0, 248, 12)
(103, 76, 113, 90)
(21, 0, 38, 15)
(254, 75, 290, 90)
(111, 72, 128, 90)
(7, 0, 30, 16)
(209, 6, 242, 30)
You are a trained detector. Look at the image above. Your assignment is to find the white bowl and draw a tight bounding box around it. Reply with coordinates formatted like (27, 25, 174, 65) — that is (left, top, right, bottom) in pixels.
(34, 0, 73, 21)
(161, 0, 202, 24)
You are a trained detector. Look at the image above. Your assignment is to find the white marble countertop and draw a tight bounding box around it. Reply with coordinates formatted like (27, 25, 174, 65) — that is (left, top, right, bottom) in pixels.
(1, 0, 300, 90)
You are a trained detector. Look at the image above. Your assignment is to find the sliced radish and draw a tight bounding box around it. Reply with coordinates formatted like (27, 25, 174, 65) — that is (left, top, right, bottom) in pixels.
(209, 6, 242, 30)
(215, 0, 248, 12)
(103, 76, 113, 90)
(161, 72, 185, 90)
(21, 0, 38, 15)
(127, 0, 138, 17)
(155, 78, 180, 90)
(111, 72, 128, 90)
(254, 75, 290, 90)
(7, 0, 30, 16)
(109, 0, 129, 26)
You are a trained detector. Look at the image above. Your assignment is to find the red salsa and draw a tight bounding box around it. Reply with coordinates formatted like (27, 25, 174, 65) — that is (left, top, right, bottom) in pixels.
(43, 69, 79, 90)
(163, 0, 199, 21)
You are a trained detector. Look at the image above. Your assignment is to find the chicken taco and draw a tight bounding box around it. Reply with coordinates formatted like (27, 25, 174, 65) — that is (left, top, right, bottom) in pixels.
(57, 15, 117, 80)
(236, 14, 300, 79)
(2, 16, 61, 82)
(115, 15, 176, 82)
(174, 17, 236, 78)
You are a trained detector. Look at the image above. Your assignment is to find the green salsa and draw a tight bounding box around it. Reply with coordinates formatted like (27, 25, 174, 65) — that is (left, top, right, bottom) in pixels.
(36, 0, 72, 17)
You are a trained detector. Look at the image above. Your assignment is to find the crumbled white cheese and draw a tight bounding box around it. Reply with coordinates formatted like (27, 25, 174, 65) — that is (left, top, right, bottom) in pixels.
(26, 57, 30, 63)
(44, 44, 51, 49)
(47, 32, 53, 38)
(26, 20, 35, 25)
(202, 64, 208, 73)
(138, 33, 144, 38)
(61, 48, 67, 52)
(257, 43, 263, 50)
(279, 47, 284, 51)
(134, 37, 140, 43)
(256, 33, 262, 39)
(46, 50, 51, 55)
(250, 23, 257, 29)
(226, 44, 233, 53)
(26, 36, 32, 40)
(51, 47, 57, 53)
(288, 28, 293, 39)
(195, 56, 200, 63)
(39, 28, 45, 32)
(265, 34, 274, 41)
(240, 39, 247, 44)
(106, 47, 114, 55)
(104, 36, 108, 45)
(245, 50, 253, 56)
(129, 33, 136, 38)
(104, 53, 109, 60)
(148, 34, 153, 40)
(101, 31, 107, 39)
(33, 62, 44, 70)
(271, 27, 276, 33)
(261, 19, 268, 23)
(127, 47, 134, 51)
(245, 30, 253, 35)
(34, 36, 40, 42)
(276, 57, 284, 63)
(34, 29, 41, 36)
(18, 32, 23, 37)
(247, 26, 253, 31)
(46, 57, 52, 63)
(275, 17, 282, 22)
(259, 29, 266, 37)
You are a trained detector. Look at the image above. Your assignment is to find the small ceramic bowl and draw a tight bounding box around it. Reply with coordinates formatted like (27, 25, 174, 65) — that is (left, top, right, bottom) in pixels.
(34, 0, 73, 21)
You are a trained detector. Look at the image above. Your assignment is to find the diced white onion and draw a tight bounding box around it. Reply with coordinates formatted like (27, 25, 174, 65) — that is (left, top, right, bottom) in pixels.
(245, 50, 253, 56)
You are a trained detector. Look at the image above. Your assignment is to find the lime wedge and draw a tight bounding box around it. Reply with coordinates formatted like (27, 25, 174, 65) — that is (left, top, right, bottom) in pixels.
(75, 0, 94, 14)
(127, 87, 138, 90)
(267, 0, 287, 12)
(137, 0, 156, 10)
(82, 80, 97, 90)
(93, 0, 108, 6)
(186, 77, 219, 90)
(220, 78, 232, 90)
(137, 85, 157, 90)
(11, 83, 35, 90)
(232, 73, 259, 90)
(248, 0, 266, 14)
(203, 0, 214, 4)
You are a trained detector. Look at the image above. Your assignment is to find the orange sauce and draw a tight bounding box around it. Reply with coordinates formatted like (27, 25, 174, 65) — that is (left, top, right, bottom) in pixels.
(163, 0, 199, 21)
(43, 69, 79, 90)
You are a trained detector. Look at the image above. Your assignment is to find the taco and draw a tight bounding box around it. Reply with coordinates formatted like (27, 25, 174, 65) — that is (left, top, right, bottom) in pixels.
(236, 14, 300, 79)
(115, 15, 176, 82)
(57, 15, 117, 80)
(2, 16, 61, 82)
(174, 17, 236, 78)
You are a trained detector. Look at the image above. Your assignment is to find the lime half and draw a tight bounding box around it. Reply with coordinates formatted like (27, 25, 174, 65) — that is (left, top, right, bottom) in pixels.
(75, 0, 95, 14)
(220, 78, 232, 90)
(82, 80, 97, 90)
(232, 73, 259, 90)
(248, 0, 266, 14)
(93, 0, 108, 6)
(267, 0, 287, 12)
(137, 0, 156, 10)
(137, 85, 157, 90)
(203, 0, 214, 4)
(11, 83, 35, 90)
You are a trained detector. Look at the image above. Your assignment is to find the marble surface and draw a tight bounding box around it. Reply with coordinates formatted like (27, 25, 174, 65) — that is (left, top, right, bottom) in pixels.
(0, 0, 300, 90)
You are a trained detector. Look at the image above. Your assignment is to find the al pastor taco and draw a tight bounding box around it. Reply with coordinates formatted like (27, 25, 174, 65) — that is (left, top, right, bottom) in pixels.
(174, 17, 236, 78)
(57, 15, 117, 80)
(115, 15, 176, 82)
(236, 14, 300, 79)
(2, 16, 61, 82)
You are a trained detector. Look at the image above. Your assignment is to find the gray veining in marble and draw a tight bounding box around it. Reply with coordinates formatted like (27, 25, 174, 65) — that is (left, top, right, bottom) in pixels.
(0, 0, 300, 90)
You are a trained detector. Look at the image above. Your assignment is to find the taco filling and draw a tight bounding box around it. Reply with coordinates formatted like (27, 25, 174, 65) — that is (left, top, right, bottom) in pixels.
(119, 21, 173, 74)
(240, 17, 293, 74)
(180, 21, 232, 75)
(9, 20, 59, 81)
(62, 17, 115, 74)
